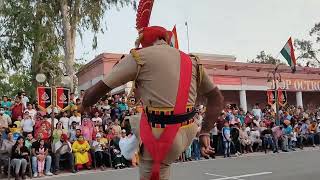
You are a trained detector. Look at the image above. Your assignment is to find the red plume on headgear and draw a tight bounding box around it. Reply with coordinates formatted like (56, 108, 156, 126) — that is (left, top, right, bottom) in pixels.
(136, 0, 154, 30)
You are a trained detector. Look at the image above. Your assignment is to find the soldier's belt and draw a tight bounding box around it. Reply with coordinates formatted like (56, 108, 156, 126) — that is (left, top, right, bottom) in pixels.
(145, 106, 196, 128)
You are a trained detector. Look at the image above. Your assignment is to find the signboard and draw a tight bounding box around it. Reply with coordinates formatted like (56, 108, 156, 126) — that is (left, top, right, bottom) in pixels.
(267, 90, 276, 106)
(37, 87, 52, 112)
(56, 87, 70, 111)
(278, 89, 288, 106)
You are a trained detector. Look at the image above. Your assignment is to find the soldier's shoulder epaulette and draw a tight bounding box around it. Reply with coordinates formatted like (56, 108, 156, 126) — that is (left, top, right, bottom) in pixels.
(130, 48, 144, 66)
(189, 53, 204, 89)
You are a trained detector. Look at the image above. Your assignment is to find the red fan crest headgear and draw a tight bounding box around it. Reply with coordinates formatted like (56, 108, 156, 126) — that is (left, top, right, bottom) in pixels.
(135, 0, 172, 48)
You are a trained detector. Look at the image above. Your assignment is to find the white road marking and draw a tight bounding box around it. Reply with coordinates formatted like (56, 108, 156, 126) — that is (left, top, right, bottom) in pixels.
(205, 173, 245, 180)
(208, 172, 272, 180)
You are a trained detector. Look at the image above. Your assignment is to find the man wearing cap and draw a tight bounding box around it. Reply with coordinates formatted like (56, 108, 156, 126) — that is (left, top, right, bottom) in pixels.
(80, 0, 224, 179)
(53, 134, 75, 174)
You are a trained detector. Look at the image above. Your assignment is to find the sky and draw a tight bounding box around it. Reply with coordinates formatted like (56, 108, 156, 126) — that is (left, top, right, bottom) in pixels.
(75, 0, 320, 63)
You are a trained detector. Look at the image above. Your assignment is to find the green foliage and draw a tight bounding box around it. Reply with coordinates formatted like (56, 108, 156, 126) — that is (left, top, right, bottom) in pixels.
(249, 51, 283, 65)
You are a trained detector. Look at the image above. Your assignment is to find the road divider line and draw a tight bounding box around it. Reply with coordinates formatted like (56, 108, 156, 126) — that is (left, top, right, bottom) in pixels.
(209, 172, 272, 180)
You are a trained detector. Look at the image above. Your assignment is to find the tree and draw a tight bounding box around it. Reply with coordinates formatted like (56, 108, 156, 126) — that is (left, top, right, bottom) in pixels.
(249, 51, 283, 65)
(0, 0, 136, 93)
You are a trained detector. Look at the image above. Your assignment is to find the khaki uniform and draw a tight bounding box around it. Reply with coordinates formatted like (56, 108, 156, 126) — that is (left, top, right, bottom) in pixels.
(103, 40, 215, 180)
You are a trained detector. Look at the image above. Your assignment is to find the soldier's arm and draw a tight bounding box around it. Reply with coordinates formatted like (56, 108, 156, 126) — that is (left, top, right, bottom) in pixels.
(81, 55, 138, 109)
(197, 71, 224, 134)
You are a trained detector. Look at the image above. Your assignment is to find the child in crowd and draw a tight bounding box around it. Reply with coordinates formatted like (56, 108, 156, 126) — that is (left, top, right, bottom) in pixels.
(222, 120, 231, 158)
(37, 139, 47, 177)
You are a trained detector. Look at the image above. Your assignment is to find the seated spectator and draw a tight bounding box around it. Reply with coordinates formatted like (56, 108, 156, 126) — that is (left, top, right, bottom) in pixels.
(81, 118, 94, 142)
(59, 112, 70, 130)
(11, 136, 29, 180)
(92, 133, 110, 170)
(300, 119, 315, 148)
(35, 139, 48, 177)
(308, 121, 317, 145)
(31, 133, 52, 177)
(34, 123, 50, 142)
(282, 120, 295, 152)
(0, 132, 15, 173)
(21, 112, 34, 137)
(249, 123, 262, 151)
(68, 122, 78, 143)
(24, 133, 36, 150)
(261, 124, 276, 153)
(53, 134, 75, 174)
(239, 124, 253, 153)
(72, 135, 91, 171)
(52, 122, 67, 144)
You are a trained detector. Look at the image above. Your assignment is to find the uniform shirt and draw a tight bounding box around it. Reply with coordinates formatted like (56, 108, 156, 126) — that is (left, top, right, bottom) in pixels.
(103, 40, 215, 108)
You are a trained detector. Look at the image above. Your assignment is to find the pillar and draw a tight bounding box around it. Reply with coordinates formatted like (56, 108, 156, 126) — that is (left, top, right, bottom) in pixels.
(296, 91, 303, 108)
(239, 90, 247, 112)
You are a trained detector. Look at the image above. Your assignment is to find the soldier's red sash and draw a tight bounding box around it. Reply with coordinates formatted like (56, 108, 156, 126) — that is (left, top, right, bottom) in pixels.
(140, 51, 193, 180)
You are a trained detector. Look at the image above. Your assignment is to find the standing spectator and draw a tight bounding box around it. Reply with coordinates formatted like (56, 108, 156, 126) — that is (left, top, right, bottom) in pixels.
(31, 133, 53, 177)
(210, 123, 219, 153)
(92, 112, 102, 125)
(236, 110, 245, 125)
(112, 119, 121, 137)
(11, 136, 29, 180)
(81, 118, 94, 142)
(111, 102, 121, 120)
(24, 104, 37, 120)
(222, 121, 231, 158)
(0, 108, 11, 129)
(52, 122, 68, 144)
(59, 112, 70, 130)
(72, 135, 91, 171)
(21, 112, 34, 137)
(21, 92, 29, 109)
(53, 134, 76, 174)
(46, 113, 59, 129)
(11, 97, 24, 122)
(230, 123, 241, 156)
(1, 96, 12, 109)
(69, 110, 81, 128)
(118, 98, 128, 113)
(252, 103, 262, 122)
(68, 122, 78, 143)
(79, 90, 85, 103)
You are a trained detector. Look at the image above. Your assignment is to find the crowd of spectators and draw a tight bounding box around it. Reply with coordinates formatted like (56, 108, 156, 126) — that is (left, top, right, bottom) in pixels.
(1, 91, 320, 180)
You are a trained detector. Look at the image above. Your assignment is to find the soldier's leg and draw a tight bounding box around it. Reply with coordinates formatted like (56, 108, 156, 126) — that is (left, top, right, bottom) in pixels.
(139, 122, 198, 180)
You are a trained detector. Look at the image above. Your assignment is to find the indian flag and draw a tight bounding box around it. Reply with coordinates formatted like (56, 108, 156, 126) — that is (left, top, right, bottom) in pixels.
(280, 37, 296, 68)
(170, 25, 179, 49)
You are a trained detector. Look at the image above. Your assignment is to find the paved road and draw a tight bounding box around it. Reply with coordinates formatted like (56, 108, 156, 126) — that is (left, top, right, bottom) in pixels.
(39, 148, 320, 180)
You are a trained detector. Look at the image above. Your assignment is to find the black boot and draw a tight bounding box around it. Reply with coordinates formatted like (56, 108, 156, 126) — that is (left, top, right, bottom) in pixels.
(15, 174, 20, 180)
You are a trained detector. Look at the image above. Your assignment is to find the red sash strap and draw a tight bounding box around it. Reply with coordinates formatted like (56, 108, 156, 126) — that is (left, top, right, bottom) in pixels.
(140, 51, 193, 180)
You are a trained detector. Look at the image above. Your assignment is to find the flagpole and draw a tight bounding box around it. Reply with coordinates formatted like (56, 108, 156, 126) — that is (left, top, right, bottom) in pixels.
(185, 21, 190, 53)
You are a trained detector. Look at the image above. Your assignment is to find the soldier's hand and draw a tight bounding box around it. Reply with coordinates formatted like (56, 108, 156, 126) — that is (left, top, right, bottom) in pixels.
(199, 134, 214, 158)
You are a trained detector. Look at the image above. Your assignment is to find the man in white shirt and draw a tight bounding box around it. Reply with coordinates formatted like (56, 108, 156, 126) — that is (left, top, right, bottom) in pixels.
(21, 92, 30, 109)
(24, 103, 37, 120)
(69, 110, 81, 129)
(53, 134, 75, 174)
(92, 112, 102, 125)
(59, 112, 70, 130)
(46, 113, 59, 128)
(21, 112, 35, 137)
(252, 103, 262, 121)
